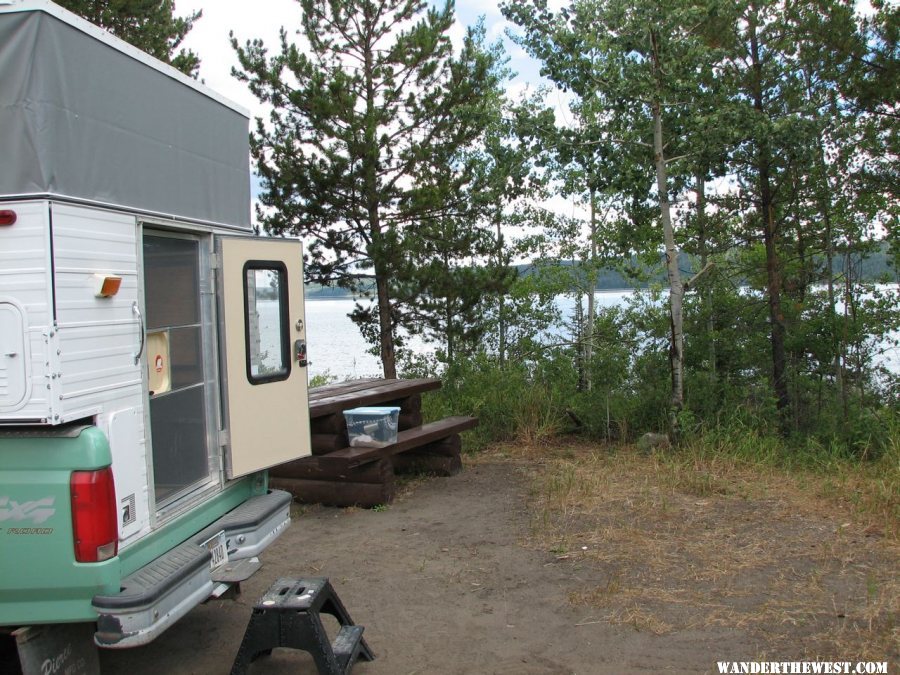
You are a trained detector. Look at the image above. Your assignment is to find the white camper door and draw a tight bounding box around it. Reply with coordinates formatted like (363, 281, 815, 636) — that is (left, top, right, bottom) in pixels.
(218, 237, 311, 478)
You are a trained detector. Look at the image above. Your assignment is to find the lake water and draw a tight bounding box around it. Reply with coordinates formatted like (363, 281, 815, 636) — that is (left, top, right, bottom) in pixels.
(303, 290, 900, 381)
(304, 291, 630, 380)
(304, 298, 395, 379)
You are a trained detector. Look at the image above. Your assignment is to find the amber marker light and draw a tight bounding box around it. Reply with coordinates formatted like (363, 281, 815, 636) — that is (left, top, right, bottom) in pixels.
(95, 275, 123, 298)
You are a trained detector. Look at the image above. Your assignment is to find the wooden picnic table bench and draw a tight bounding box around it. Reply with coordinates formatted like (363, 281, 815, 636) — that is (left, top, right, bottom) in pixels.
(270, 378, 478, 508)
(308, 377, 442, 418)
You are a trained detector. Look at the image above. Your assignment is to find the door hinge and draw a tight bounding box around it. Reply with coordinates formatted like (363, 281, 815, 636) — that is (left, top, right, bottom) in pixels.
(209, 253, 220, 270)
(218, 429, 229, 448)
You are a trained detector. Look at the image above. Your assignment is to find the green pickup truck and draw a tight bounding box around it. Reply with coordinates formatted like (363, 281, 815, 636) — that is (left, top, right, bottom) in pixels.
(0, 2, 312, 671)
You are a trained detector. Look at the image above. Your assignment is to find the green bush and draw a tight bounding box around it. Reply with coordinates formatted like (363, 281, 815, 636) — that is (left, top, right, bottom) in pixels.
(415, 353, 571, 450)
(397, 276, 899, 464)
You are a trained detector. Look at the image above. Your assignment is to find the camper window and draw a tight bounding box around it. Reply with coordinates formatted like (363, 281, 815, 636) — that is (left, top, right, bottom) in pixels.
(244, 261, 290, 384)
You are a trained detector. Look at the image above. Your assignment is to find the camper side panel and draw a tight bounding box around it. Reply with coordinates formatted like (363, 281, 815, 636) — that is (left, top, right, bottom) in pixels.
(52, 203, 142, 422)
(0, 201, 53, 422)
(52, 204, 150, 543)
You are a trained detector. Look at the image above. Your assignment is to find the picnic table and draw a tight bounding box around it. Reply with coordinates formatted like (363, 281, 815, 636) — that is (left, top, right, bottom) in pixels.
(269, 378, 478, 507)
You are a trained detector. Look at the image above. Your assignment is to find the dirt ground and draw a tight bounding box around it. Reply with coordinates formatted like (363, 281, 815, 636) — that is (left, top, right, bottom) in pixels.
(101, 453, 898, 674)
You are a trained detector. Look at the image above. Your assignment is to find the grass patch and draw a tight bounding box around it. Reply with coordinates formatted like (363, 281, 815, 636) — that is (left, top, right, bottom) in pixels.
(676, 426, 900, 539)
(478, 436, 899, 659)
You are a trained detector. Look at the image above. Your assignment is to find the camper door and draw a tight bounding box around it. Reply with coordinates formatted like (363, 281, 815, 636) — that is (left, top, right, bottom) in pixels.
(217, 237, 311, 478)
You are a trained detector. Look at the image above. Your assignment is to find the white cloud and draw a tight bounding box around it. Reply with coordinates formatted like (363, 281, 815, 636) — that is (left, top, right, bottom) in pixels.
(178, 0, 299, 113)
(448, 16, 467, 52)
(455, 0, 504, 21)
(504, 80, 530, 102)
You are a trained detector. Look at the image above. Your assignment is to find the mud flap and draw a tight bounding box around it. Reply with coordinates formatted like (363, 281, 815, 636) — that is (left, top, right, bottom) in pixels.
(12, 624, 99, 675)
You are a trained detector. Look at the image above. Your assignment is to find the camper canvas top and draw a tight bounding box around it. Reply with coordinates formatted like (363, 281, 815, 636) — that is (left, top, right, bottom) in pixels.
(0, 0, 253, 229)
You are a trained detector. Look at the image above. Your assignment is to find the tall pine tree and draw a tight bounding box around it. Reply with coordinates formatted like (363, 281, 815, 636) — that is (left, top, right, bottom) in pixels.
(233, 0, 509, 377)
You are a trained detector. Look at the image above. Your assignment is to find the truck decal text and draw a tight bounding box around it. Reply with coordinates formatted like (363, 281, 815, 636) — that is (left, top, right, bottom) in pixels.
(0, 496, 56, 524)
(41, 643, 72, 675)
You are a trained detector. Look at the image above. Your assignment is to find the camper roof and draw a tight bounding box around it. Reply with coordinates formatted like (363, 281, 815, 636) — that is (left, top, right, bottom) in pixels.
(0, 0, 253, 229)
(0, 0, 248, 116)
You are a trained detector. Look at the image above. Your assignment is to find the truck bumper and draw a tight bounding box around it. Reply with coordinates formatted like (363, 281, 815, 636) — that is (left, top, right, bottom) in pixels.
(92, 489, 291, 648)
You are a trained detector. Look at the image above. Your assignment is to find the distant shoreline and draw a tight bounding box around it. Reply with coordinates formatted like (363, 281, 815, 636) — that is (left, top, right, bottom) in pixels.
(303, 281, 899, 301)
(303, 288, 640, 300)
(303, 248, 896, 301)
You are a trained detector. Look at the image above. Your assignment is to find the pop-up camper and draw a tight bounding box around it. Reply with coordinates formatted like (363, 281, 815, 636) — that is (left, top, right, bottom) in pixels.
(0, 0, 312, 667)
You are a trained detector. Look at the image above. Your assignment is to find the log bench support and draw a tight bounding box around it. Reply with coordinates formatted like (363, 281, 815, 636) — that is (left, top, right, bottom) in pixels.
(392, 435, 462, 476)
(272, 416, 478, 508)
(270, 458, 395, 509)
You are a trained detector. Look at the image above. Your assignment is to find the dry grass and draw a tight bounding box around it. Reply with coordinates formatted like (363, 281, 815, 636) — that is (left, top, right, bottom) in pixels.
(475, 439, 900, 661)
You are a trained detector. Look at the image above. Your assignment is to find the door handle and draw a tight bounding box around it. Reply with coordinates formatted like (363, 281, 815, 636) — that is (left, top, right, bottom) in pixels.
(294, 339, 308, 367)
(133, 302, 145, 365)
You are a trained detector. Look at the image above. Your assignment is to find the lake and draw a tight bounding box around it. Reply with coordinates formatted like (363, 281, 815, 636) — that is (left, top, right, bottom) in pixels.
(304, 290, 632, 380)
(304, 297, 393, 379)
(303, 290, 900, 382)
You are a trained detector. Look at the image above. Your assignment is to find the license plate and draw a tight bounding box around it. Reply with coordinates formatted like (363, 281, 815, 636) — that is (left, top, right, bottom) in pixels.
(203, 530, 228, 571)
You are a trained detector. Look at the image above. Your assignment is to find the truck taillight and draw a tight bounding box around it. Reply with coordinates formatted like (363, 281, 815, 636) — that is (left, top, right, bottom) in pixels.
(70, 468, 118, 563)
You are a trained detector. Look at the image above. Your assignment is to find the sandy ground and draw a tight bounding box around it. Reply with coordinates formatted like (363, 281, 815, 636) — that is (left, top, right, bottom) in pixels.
(95, 441, 900, 675)
(96, 459, 829, 675)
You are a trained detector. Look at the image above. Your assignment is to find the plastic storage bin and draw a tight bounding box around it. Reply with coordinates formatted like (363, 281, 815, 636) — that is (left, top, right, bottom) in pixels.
(343, 406, 401, 448)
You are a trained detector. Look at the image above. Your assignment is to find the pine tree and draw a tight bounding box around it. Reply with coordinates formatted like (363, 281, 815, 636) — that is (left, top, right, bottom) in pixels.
(233, 0, 509, 377)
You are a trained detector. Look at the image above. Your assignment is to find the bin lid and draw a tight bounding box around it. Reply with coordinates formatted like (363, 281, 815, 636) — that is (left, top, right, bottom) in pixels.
(343, 406, 401, 415)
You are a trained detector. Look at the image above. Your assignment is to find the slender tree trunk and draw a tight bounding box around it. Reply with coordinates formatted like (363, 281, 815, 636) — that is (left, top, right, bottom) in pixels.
(496, 220, 506, 365)
(444, 250, 455, 365)
(363, 8, 396, 379)
(812, 125, 847, 418)
(844, 249, 864, 406)
(791, 171, 810, 305)
(825, 229, 847, 419)
(368, 169, 397, 378)
(820, 159, 847, 418)
(374, 273, 396, 378)
(786, 169, 808, 432)
(749, 12, 790, 424)
(650, 29, 684, 425)
(696, 172, 715, 382)
(654, 103, 685, 418)
(575, 296, 586, 392)
(761, 202, 789, 418)
(585, 186, 598, 391)
(446, 298, 455, 365)
(801, 66, 847, 417)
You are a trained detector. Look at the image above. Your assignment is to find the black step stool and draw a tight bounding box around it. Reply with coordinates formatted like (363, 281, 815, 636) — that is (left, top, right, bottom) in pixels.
(230, 577, 374, 675)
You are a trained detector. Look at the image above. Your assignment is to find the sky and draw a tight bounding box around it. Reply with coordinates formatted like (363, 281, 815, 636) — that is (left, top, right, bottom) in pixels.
(178, 0, 558, 118)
